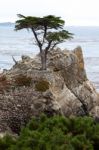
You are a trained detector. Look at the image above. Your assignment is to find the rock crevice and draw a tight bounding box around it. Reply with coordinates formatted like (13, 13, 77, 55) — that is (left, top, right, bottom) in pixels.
(0, 46, 99, 133)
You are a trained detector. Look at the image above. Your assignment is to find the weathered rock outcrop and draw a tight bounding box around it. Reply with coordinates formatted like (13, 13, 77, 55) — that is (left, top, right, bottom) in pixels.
(0, 46, 99, 133)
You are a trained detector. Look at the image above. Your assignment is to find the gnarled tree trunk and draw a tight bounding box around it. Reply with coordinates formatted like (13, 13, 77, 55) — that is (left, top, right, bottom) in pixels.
(40, 51, 47, 70)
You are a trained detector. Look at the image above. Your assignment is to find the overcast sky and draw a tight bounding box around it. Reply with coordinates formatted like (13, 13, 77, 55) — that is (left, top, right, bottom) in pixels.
(1, 0, 99, 26)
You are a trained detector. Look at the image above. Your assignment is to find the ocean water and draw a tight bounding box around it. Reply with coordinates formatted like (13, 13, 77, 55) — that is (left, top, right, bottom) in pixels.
(0, 24, 99, 90)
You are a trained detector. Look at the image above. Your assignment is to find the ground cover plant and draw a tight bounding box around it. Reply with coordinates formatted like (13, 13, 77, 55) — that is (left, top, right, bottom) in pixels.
(1, 115, 99, 150)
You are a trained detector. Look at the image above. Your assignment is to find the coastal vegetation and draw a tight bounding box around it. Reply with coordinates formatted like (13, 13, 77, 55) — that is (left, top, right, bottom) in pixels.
(14, 75, 32, 87)
(15, 14, 73, 70)
(35, 80, 49, 92)
(0, 75, 11, 93)
(0, 115, 99, 150)
(0, 15, 99, 150)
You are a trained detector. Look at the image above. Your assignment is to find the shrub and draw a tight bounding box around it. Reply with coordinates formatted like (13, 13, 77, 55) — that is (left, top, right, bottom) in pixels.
(14, 75, 32, 87)
(0, 134, 16, 150)
(35, 80, 49, 92)
(1, 115, 99, 150)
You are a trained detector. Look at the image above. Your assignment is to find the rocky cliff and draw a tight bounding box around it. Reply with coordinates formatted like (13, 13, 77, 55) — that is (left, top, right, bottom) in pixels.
(0, 46, 99, 134)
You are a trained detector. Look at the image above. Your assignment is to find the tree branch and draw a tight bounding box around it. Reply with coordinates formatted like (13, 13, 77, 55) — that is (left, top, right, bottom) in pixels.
(42, 26, 47, 45)
(50, 42, 60, 50)
(31, 27, 42, 52)
(12, 56, 18, 65)
(45, 40, 53, 55)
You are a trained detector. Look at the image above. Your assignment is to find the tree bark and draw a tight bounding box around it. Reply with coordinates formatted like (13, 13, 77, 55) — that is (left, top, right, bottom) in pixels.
(40, 51, 47, 70)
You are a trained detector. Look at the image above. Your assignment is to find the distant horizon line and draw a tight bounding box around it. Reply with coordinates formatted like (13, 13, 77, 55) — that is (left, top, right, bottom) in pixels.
(1, 22, 99, 27)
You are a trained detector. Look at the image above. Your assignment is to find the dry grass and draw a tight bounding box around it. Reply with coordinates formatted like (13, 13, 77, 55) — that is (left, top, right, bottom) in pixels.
(0, 75, 11, 93)
(14, 75, 32, 87)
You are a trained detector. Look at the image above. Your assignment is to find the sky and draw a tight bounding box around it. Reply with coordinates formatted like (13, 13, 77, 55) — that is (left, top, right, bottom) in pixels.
(1, 0, 99, 26)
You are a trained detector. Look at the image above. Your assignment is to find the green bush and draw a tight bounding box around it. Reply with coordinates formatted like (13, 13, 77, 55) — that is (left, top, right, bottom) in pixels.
(0, 134, 16, 150)
(1, 115, 99, 150)
(35, 80, 49, 92)
(14, 75, 32, 86)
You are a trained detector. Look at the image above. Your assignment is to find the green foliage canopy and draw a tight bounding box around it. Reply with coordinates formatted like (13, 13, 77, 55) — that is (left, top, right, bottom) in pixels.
(1, 115, 99, 150)
(15, 14, 73, 69)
